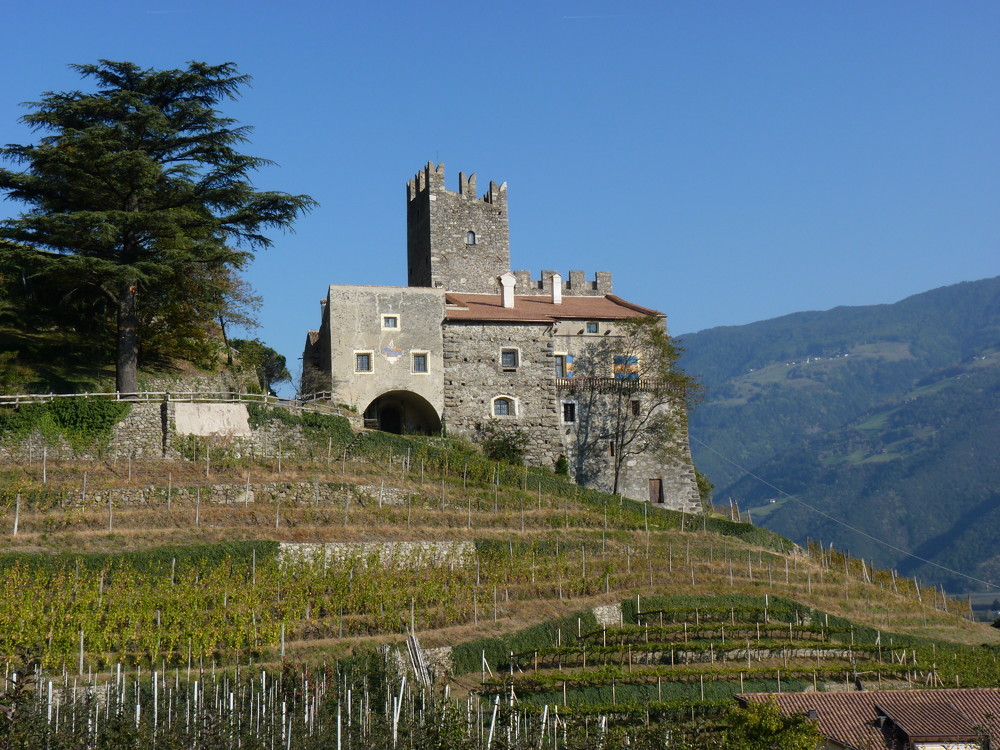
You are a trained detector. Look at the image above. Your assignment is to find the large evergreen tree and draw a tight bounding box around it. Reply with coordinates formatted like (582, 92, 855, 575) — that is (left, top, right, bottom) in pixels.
(0, 60, 315, 393)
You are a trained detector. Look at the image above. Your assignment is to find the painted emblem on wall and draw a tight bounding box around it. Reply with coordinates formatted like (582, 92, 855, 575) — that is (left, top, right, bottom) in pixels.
(381, 344, 403, 364)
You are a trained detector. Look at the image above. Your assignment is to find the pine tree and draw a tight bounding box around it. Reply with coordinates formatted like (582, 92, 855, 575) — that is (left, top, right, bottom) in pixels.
(0, 60, 316, 393)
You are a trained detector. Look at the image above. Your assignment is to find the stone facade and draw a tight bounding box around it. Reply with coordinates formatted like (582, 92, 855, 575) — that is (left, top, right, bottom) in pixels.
(407, 163, 509, 294)
(311, 285, 445, 434)
(304, 162, 701, 512)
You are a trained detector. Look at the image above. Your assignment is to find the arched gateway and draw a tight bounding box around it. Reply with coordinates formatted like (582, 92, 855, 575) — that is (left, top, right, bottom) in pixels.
(362, 390, 441, 435)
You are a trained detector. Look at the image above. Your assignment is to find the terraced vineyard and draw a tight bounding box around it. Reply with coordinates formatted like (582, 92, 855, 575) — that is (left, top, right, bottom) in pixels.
(463, 594, 1000, 728)
(1, 421, 998, 746)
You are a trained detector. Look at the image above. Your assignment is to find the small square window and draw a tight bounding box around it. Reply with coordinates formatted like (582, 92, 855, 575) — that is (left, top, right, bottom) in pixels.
(585, 321, 599, 334)
(382, 315, 399, 329)
(412, 352, 428, 373)
(355, 352, 372, 372)
(562, 402, 576, 423)
(501, 349, 519, 370)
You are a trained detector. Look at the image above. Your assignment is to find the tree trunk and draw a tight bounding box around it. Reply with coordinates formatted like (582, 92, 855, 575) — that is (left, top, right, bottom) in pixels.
(116, 279, 139, 395)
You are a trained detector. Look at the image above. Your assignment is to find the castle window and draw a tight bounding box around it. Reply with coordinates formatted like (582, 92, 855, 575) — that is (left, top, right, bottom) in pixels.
(614, 355, 640, 379)
(465, 230, 476, 245)
(630, 399, 641, 416)
(554, 354, 575, 378)
(411, 352, 428, 373)
(493, 397, 515, 417)
(585, 321, 599, 334)
(355, 352, 373, 373)
(501, 348, 519, 370)
(562, 402, 576, 423)
(382, 315, 399, 329)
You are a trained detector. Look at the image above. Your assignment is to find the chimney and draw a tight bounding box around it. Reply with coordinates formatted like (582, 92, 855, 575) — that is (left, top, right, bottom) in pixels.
(551, 273, 563, 304)
(499, 272, 516, 308)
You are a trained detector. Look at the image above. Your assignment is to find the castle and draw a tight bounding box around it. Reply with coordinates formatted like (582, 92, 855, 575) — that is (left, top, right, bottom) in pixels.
(303, 163, 700, 511)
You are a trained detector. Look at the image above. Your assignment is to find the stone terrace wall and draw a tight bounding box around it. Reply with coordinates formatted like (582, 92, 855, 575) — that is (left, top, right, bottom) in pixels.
(24, 480, 416, 510)
(278, 541, 475, 567)
(0, 396, 360, 462)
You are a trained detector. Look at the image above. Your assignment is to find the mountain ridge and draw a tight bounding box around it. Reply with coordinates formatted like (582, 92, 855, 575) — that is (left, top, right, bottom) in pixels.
(680, 275, 1000, 593)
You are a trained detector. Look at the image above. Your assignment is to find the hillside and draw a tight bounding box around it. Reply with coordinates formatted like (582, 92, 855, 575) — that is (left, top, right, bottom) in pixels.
(1, 406, 997, 746)
(680, 276, 1000, 593)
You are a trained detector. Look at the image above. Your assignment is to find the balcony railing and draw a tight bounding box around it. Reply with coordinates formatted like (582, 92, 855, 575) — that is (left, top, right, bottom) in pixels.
(554, 377, 684, 394)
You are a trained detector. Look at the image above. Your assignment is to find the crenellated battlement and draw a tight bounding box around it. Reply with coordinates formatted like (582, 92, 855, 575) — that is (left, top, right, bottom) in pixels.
(512, 269, 612, 296)
(407, 162, 507, 205)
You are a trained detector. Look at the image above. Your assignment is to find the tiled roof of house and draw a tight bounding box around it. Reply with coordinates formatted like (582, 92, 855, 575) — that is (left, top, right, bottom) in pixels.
(738, 689, 1000, 749)
(443, 293, 663, 323)
(875, 694, 977, 741)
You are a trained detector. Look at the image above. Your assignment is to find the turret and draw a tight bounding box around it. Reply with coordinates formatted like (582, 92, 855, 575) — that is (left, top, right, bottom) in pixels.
(407, 162, 510, 293)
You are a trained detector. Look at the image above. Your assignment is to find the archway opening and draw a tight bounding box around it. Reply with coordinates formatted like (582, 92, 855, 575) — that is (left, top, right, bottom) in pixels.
(362, 390, 441, 436)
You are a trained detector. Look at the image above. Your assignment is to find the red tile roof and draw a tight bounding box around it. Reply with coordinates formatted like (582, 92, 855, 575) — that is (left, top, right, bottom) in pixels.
(443, 293, 663, 323)
(739, 689, 1000, 749)
(875, 694, 977, 741)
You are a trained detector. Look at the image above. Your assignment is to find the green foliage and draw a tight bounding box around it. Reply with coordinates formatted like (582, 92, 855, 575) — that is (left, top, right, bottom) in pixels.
(245, 403, 353, 445)
(695, 470, 713, 503)
(571, 316, 700, 495)
(0, 60, 316, 392)
(451, 610, 598, 675)
(0, 541, 278, 576)
(0, 398, 130, 450)
(554, 454, 569, 476)
(231, 338, 290, 395)
(682, 275, 1000, 592)
(724, 700, 821, 750)
(480, 419, 529, 464)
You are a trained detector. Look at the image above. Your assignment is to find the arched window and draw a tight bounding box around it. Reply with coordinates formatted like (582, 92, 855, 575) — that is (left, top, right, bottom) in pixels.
(492, 397, 515, 417)
(465, 230, 476, 245)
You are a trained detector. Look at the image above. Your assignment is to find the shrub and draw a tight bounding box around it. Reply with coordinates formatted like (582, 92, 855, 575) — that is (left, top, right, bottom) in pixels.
(480, 419, 528, 465)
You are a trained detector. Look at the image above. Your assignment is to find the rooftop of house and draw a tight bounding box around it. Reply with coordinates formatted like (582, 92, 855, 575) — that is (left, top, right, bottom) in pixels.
(738, 688, 1000, 749)
(443, 293, 663, 323)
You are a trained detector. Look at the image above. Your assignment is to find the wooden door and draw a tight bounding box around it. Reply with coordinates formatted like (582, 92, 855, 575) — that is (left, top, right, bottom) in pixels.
(648, 479, 663, 503)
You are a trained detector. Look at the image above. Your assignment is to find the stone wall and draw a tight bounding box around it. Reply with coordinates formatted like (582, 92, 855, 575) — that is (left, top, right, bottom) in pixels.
(12, 479, 418, 510)
(407, 162, 510, 293)
(278, 541, 474, 567)
(0, 397, 360, 462)
(442, 320, 564, 468)
(512, 270, 612, 296)
(441, 318, 701, 511)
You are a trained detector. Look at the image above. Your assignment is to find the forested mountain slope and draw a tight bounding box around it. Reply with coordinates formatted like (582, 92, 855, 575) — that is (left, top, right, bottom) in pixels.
(679, 276, 1000, 593)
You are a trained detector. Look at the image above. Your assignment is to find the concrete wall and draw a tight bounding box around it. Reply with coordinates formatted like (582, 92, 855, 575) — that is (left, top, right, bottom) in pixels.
(174, 403, 252, 438)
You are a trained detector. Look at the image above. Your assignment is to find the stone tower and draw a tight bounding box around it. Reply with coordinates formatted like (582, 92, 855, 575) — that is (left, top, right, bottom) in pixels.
(406, 162, 509, 293)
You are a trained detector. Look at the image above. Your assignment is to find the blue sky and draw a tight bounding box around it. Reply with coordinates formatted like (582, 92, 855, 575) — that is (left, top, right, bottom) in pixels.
(2, 1, 997, 393)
